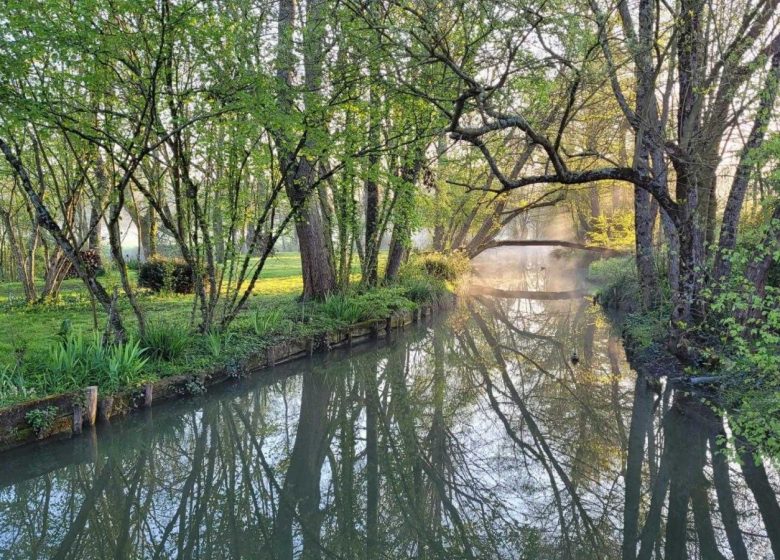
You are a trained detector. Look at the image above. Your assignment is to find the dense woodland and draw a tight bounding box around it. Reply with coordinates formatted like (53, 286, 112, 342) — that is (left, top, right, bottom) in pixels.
(0, 1, 779, 448)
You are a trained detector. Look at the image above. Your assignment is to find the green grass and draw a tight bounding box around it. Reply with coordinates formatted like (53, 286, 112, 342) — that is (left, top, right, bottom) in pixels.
(0, 251, 451, 408)
(0, 253, 346, 360)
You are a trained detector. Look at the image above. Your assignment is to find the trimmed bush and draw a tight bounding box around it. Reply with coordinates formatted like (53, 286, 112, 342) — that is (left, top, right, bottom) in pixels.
(138, 257, 201, 294)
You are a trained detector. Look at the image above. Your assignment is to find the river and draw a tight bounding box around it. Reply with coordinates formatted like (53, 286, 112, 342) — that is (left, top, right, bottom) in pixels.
(0, 251, 778, 559)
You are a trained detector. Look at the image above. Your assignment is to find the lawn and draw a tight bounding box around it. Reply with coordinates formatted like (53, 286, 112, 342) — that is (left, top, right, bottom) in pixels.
(0, 253, 367, 365)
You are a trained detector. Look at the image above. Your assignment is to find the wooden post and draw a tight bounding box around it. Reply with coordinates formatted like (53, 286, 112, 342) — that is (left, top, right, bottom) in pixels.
(267, 346, 275, 367)
(143, 383, 153, 408)
(72, 404, 83, 435)
(84, 386, 98, 426)
(347, 330, 353, 349)
(98, 396, 113, 423)
(306, 338, 314, 356)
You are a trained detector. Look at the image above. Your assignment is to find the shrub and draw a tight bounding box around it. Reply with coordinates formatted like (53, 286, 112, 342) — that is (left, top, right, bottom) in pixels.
(351, 287, 416, 320)
(409, 251, 470, 282)
(397, 253, 458, 304)
(138, 257, 202, 294)
(399, 275, 446, 304)
(140, 322, 189, 361)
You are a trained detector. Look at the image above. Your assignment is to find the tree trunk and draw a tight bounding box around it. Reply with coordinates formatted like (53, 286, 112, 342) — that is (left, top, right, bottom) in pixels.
(713, 50, 780, 281)
(385, 155, 423, 282)
(276, 0, 337, 299)
(634, 187, 659, 308)
(363, 60, 381, 287)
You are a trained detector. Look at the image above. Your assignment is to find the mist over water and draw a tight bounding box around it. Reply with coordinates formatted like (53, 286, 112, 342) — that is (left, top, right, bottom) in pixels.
(0, 251, 777, 559)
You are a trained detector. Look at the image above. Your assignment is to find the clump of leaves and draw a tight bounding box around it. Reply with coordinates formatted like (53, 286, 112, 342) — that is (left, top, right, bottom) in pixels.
(105, 340, 148, 391)
(588, 257, 641, 312)
(183, 378, 206, 396)
(26, 406, 58, 438)
(586, 211, 636, 250)
(399, 275, 446, 305)
(140, 322, 189, 361)
(204, 330, 233, 358)
(37, 331, 148, 393)
(0, 365, 34, 404)
(320, 294, 367, 324)
(138, 257, 202, 294)
(252, 308, 285, 337)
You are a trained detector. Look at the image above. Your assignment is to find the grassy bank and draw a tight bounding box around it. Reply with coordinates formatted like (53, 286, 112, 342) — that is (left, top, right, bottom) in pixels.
(590, 256, 780, 461)
(0, 252, 463, 411)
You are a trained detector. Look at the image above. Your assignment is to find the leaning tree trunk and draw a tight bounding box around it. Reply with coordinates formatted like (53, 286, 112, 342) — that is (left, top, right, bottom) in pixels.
(0, 138, 126, 339)
(713, 50, 780, 281)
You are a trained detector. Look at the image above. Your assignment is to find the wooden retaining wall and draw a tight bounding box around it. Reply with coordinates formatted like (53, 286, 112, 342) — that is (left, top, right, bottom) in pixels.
(0, 298, 450, 452)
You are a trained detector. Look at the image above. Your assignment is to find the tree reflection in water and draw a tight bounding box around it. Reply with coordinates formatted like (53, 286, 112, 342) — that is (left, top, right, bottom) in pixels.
(0, 257, 778, 559)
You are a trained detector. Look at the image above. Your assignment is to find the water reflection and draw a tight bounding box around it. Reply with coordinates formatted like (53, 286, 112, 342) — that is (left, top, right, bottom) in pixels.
(0, 255, 778, 559)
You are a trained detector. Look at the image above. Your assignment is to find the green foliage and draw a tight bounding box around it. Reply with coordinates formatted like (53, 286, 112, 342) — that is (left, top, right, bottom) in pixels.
(410, 252, 470, 282)
(0, 253, 454, 408)
(34, 332, 148, 394)
(104, 340, 148, 391)
(586, 212, 635, 250)
(251, 308, 286, 337)
(399, 275, 447, 305)
(350, 287, 416, 320)
(140, 322, 189, 362)
(394, 251, 465, 305)
(589, 257, 670, 351)
(320, 294, 367, 324)
(204, 330, 232, 358)
(0, 364, 34, 405)
(25, 406, 58, 437)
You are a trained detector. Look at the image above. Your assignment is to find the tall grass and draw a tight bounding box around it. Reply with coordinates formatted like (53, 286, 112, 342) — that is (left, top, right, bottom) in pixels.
(204, 330, 233, 358)
(105, 340, 148, 390)
(252, 308, 285, 337)
(140, 322, 189, 361)
(320, 294, 366, 324)
(37, 332, 149, 393)
(0, 365, 34, 404)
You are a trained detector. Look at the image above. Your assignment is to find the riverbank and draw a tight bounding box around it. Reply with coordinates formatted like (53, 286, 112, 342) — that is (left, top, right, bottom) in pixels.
(0, 252, 466, 450)
(591, 256, 780, 462)
(0, 295, 454, 451)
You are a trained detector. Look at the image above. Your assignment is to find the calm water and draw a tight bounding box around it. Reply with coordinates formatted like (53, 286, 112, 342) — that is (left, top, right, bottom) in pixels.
(1, 253, 778, 559)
